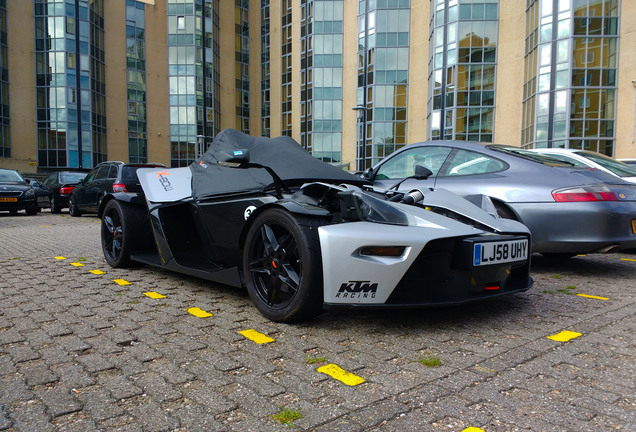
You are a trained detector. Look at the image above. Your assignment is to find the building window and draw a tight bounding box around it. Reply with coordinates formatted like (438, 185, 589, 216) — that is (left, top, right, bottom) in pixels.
(358, 0, 410, 170)
(522, 0, 619, 155)
(428, 0, 498, 143)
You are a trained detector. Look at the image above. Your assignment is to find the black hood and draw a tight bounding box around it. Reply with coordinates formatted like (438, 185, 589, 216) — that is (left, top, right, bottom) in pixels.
(190, 129, 367, 200)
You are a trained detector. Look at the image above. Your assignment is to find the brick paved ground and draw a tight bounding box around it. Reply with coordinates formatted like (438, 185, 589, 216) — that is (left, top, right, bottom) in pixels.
(0, 210, 634, 431)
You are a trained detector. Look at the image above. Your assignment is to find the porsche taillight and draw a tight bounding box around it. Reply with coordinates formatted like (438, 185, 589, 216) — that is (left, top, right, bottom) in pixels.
(112, 183, 128, 192)
(59, 186, 74, 195)
(552, 186, 619, 202)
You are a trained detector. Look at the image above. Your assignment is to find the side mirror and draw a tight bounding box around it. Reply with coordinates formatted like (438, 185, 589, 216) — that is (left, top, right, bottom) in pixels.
(217, 149, 251, 168)
(414, 165, 433, 180)
(362, 167, 375, 180)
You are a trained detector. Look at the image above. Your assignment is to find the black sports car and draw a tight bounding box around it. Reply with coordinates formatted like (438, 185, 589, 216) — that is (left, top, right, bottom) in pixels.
(99, 129, 533, 322)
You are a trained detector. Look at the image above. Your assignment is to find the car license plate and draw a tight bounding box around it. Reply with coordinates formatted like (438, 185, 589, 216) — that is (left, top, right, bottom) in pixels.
(632, 219, 636, 234)
(0, 197, 17, 202)
(474, 239, 528, 266)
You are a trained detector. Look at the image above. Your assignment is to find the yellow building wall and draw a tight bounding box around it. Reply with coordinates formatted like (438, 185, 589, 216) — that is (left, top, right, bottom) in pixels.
(6, 2, 37, 172)
(144, 2, 170, 165)
(493, 1, 525, 147)
(104, 2, 129, 163)
(341, 0, 359, 169)
(406, 1, 430, 144)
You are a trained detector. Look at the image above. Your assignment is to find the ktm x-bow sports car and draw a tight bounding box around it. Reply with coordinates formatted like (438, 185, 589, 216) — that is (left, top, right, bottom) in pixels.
(99, 129, 533, 322)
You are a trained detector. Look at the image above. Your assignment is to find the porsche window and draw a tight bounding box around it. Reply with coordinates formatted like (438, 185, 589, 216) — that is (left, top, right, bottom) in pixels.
(445, 150, 506, 176)
(375, 147, 452, 180)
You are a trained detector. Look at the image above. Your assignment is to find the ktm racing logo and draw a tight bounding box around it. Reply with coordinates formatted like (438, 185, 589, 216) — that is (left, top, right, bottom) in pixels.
(335, 281, 378, 299)
(155, 170, 173, 192)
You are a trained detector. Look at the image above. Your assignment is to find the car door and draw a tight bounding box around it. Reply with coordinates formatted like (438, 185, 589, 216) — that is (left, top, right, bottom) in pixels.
(87, 164, 117, 212)
(75, 165, 107, 211)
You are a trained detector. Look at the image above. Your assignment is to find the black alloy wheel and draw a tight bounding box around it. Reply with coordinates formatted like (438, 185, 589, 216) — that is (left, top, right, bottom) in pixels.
(101, 200, 145, 268)
(243, 208, 323, 323)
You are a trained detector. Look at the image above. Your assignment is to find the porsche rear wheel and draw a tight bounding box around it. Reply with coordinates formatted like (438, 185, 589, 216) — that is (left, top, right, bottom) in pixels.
(101, 200, 145, 268)
(243, 208, 323, 323)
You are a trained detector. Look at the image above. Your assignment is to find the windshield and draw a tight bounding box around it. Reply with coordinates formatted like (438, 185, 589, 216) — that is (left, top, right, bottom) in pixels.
(488, 146, 575, 167)
(0, 169, 25, 182)
(60, 172, 87, 183)
(576, 151, 636, 177)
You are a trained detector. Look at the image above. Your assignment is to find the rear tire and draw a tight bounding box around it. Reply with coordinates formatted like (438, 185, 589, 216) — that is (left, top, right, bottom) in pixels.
(101, 200, 146, 268)
(50, 196, 62, 214)
(69, 196, 81, 217)
(243, 208, 323, 323)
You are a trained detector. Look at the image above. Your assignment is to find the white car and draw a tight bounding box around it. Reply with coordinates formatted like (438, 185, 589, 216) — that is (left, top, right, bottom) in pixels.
(531, 148, 636, 184)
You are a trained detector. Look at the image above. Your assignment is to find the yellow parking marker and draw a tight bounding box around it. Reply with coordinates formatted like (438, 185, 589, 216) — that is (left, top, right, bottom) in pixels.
(462, 428, 485, 432)
(620, 258, 636, 262)
(577, 293, 609, 300)
(89, 269, 105, 275)
(144, 291, 166, 299)
(113, 279, 131, 286)
(317, 364, 365, 386)
(547, 330, 582, 342)
(40, 225, 52, 227)
(187, 307, 212, 318)
(239, 329, 275, 344)
(70, 262, 85, 267)
(54, 256, 66, 260)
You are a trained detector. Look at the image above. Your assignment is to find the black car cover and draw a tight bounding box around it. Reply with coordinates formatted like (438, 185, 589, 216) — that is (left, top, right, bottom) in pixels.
(190, 129, 367, 200)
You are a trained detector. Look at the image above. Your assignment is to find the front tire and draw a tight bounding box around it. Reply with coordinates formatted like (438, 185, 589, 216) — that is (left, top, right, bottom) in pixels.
(101, 200, 146, 268)
(69, 196, 81, 217)
(243, 208, 323, 323)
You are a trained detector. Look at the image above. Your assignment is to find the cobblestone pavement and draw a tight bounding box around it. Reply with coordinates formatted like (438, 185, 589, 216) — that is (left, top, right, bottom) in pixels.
(0, 211, 634, 432)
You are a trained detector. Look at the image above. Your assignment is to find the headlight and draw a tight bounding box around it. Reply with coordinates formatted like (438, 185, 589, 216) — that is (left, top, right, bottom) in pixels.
(23, 189, 35, 197)
(339, 190, 409, 226)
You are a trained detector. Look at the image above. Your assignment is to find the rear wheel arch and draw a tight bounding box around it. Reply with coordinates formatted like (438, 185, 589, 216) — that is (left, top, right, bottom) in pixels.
(491, 199, 519, 221)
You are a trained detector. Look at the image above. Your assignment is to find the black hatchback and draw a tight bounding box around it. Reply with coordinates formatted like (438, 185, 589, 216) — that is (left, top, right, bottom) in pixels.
(69, 161, 164, 217)
(42, 171, 88, 213)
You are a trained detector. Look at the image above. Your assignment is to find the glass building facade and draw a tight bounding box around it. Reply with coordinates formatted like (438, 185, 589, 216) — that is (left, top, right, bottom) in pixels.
(300, 0, 344, 163)
(126, 0, 147, 163)
(260, 0, 270, 137)
(167, 0, 219, 167)
(428, 0, 498, 142)
(357, 0, 411, 170)
(235, 0, 250, 134)
(34, 0, 106, 169)
(0, 0, 8, 158)
(522, 0, 619, 155)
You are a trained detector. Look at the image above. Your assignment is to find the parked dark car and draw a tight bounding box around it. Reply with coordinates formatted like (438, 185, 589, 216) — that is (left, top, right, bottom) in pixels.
(0, 168, 40, 215)
(24, 178, 51, 209)
(41, 171, 88, 213)
(69, 161, 164, 217)
(364, 141, 636, 257)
